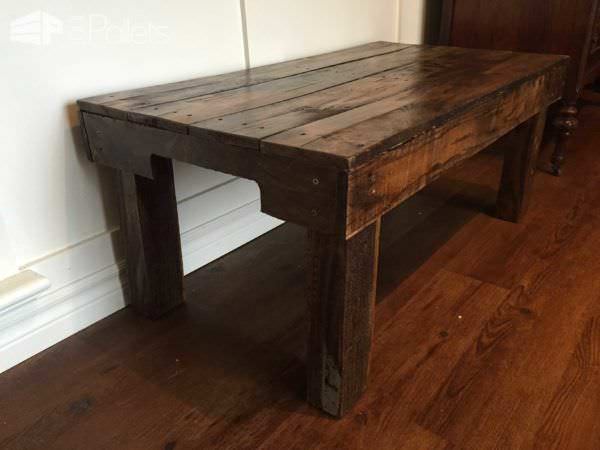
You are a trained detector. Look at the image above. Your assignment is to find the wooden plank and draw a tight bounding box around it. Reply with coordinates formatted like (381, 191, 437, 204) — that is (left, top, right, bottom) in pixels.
(81, 112, 344, 234)
(78, 41, 411, 117)
(79, 43, 568, 170)
(496, 110, 547, 222)
(306, 220, 381, 417)
(117, 156, 184, 319)
(262, 55, 567, 168)
(344, 65, 565, 237)
(533, 317, 600, 450)
(189, 46, 515, 148)
(125, 46, 447, 130)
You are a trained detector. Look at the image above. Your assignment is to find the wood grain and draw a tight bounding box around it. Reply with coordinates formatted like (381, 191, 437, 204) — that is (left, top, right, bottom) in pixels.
(440, 0, 598, 100)
(117, 156, 184, 318)
(77, 42, 569, 419)
(79, 41, 411, 117)
(78, 43, 568, 170)
(496, 110, 547, 222)
(81, 112, 344, 234)
(128, 46, 444, 130)
(307, 220, 381, 417)
(261, 54, 565, 167)
(345, 68, 562, 237)
(439, 0, 600, 175)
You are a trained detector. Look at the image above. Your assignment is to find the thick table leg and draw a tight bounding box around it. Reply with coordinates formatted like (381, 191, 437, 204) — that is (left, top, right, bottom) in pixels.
(118, 156, 184, 319)
(496, 111, 547, 223)
(306, 219, 381, 418)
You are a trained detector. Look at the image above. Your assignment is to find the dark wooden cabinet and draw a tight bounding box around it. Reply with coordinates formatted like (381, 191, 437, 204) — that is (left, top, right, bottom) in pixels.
(439, 0, 600, 174)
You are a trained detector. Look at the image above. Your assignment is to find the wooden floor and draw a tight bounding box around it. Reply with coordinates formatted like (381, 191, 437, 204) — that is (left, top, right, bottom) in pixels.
(2, 102, 600, 450)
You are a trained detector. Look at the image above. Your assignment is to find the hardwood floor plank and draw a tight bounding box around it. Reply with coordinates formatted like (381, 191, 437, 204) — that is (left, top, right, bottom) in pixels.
(418, 215, 600, 449)
(533, 317, 600, 450)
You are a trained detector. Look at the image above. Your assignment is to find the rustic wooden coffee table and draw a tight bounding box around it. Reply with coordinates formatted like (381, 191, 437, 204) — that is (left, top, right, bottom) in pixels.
(78, 42, 567, 418)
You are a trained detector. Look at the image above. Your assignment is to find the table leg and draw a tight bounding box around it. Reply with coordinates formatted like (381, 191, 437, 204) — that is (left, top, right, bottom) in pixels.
(306, 219, 381, 417)
(550, 103, 579, 176)
(117, 156, 184, 319)
(496, 110, 548, 223)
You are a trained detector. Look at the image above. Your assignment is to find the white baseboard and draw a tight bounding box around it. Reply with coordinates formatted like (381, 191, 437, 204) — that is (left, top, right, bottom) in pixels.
(0, 179, 282, 374)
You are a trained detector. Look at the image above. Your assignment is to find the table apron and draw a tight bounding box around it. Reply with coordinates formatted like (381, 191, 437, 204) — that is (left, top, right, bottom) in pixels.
(81, 112, 345, 234)
(345, 68, 565, 238)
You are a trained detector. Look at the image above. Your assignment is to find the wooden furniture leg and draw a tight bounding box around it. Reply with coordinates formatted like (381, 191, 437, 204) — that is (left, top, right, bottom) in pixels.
(306, 220, 381, 418)
(118, 156, 184, 319)
(497, 111, 547, 223)
(550, 103, 579, 176)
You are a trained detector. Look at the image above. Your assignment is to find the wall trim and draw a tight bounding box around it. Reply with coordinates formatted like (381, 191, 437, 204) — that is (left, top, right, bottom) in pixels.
(239, 0, 251, 69)
(0, 182, 282, 374)
(0, 270, 50, 314)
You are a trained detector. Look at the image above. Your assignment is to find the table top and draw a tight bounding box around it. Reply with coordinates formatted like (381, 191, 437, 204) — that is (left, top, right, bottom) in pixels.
(79, 42, 567, 170)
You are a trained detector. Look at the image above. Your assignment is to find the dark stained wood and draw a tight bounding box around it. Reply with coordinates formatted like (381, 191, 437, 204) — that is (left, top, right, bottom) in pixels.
(551, 104, 580, 176)
(344, 72, 561, 237)
(77, 42, 569, 417)
(261, 53, 565, 167)
(1, 102, 600, 448)
(533, 317, 600, 450)
(439, 0, 600, 175)
(117, 156, 184, 318)
(79, 45, 567, 170)
(307, 220, 381, 417)
(128, 46, 449, 132)
(496, 111, 547, 222)
(191, 46, 491, 149)
(81, 112, 343, 234)
(79, 41, 411, 117)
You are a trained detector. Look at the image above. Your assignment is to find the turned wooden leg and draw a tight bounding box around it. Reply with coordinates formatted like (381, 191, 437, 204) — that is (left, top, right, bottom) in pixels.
(306, 220, 381, 418)
(496, 111, 547, 223)
(550, 103, 579, 176)
(118, 156, 184, 319)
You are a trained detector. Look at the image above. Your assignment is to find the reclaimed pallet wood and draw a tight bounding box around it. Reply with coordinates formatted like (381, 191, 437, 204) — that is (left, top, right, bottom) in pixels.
(78, 42, 568, 418)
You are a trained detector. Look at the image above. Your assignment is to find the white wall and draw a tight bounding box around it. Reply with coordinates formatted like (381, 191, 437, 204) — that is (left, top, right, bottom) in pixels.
(244, 0, 397, 66)
(1, 1, 248, 266)
(0, 0, 408, 373)
(397, 0, 427, 44)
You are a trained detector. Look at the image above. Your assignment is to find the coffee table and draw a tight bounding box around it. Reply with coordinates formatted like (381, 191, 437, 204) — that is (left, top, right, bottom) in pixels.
(79, 42, 567, 417)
